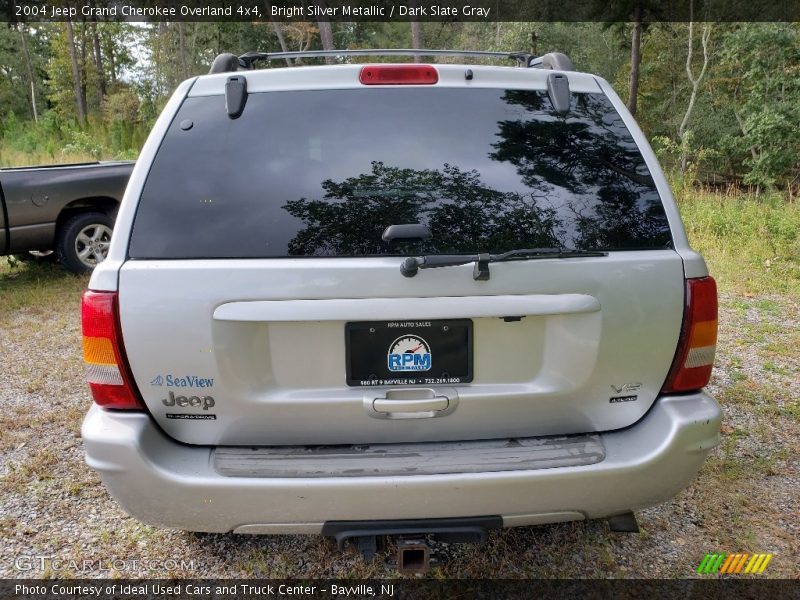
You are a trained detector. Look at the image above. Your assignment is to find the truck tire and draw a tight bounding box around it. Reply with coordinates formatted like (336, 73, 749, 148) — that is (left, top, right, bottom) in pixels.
(56, 212, 114, 274)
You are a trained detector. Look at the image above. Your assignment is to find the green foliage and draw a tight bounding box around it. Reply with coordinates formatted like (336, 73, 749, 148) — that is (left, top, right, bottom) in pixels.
(62, 130, 103, 159)
(715, 24, 800, 190)
(496, 22, 628, 81)
(0, 24, 49, 121)
(2, 110, 66, 158)
(653, 131, 718, 189)
(639, 23, 800, 191)
(678, 187, 800, 296)
(0, 108, 148, 165)
(0, 21, 797, 193)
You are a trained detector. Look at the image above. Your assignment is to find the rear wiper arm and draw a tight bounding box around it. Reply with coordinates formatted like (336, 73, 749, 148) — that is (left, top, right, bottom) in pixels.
(400, 248, 608, 280)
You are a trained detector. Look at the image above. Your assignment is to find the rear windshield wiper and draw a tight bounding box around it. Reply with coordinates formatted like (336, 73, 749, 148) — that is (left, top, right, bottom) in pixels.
(400, 248, 608, 280)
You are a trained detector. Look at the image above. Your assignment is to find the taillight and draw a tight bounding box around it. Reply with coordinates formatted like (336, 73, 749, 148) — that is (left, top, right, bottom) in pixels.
(661, 276, 718, 393)
(81, 290, 144, 409)
(359, 65, 438, 85)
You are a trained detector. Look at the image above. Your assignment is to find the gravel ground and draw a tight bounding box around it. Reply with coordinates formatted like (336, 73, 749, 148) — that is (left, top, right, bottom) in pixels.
(0, 267, 797, 579)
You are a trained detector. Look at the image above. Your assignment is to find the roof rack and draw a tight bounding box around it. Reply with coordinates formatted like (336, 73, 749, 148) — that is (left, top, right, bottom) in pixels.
(208, 49, 573, 74)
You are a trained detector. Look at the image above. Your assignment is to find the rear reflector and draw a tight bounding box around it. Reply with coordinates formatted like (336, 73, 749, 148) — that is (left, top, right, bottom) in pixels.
(81, 290, 144, 410)
(661, 277, 718, 393)
(359, 65, 438, 85)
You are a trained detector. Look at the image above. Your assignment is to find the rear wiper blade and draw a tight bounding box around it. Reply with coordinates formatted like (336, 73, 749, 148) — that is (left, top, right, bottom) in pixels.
(490, 247, 608, 262)
(400, 248, 608, 280)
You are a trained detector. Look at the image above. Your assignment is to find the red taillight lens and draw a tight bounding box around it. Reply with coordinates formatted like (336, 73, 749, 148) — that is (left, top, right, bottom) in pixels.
(359, 65, 438, 85)
(661, 277, 718, 393)
(81, 290, 144, 410)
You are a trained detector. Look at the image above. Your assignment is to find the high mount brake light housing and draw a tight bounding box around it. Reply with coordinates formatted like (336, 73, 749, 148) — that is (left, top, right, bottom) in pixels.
(359, 65, 439, 85)
(661, 277, 718, 393)
(81, 290, 144, 410)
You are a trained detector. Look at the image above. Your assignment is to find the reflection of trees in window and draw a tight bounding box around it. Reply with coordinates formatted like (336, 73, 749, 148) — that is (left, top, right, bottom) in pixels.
(489, 91, 671, 249)
(283, 90, 672, 256)
(491, 91, 655, 192)
(283, 161, 562, 256)
(570, 186, 672, 249)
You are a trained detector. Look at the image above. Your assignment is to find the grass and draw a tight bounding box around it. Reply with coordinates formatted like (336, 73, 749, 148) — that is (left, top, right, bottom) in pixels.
(676, 186, 800, 297)
(0, 259, 88, 323)
(0, 147, 102, 168)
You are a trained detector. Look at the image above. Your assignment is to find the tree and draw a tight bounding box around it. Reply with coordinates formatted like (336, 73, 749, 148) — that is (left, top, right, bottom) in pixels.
(716, 24, 800, 190)
(317, 20, 335, 64)
(627, 5, 642, 115)
(597, 1, 665, 116)
(177, 22, 188, 80)
(17, 24, 38, 122)
(91, 20, 106, 109)
(678, 19, 713, 173)
(411, 21, 422, 60)
(409, 0, 422, 61)
(65, 21, 86, 124)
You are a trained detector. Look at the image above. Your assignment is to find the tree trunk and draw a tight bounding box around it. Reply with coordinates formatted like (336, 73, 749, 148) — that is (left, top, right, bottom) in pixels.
(79, 21, 88, 112)
(678, 18, 712, 174)
(317, 19, 335, 65)
(627, 5, 642, 117)
(65, 21, 87, 124)
(410, 21, 422, 62)
(178, 22, 188, 80)
(107, 44, 116, 83)
(18, 23, 38, 122)
(262, 2, 293, 65)
(92, 20, 106, 108)
(271, 21, 293, 66)
(312, 0, 335, 65)
(157, 22, 168, 93)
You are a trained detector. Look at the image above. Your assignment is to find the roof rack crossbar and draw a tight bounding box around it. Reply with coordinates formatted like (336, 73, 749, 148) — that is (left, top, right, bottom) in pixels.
(236, 49, 534, 69)
(208, 49, 574, 75)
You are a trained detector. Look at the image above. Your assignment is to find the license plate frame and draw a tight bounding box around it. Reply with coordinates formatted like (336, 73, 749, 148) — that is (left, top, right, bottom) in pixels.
(345, 319, 473, 387)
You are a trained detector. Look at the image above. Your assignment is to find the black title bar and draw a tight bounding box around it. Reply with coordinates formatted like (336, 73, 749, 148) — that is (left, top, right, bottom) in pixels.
(4, 0, 800, 22)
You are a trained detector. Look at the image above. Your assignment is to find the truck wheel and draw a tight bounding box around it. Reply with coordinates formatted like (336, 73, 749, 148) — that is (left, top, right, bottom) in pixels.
(56, 212, 114, 274)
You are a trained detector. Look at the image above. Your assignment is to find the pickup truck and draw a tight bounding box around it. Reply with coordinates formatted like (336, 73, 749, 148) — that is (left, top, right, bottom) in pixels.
(0, 161, 134, 273)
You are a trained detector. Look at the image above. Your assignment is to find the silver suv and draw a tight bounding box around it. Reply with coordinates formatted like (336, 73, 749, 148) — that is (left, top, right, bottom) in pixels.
(81, 50, 721, 554)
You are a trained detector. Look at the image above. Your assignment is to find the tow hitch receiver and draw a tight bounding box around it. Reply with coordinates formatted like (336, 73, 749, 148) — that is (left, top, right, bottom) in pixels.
(396, 538, 431, 575)
(321, 516, 502, 570)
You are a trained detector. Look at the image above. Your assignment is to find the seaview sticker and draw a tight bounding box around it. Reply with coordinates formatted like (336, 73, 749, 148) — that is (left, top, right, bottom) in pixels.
(150, 374, 214, 388)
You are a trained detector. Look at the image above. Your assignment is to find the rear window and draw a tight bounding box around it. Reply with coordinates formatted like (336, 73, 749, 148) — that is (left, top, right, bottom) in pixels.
(129, 87, 672, 259)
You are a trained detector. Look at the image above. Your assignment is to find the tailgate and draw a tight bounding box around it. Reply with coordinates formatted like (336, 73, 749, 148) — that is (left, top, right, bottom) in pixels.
(119, 251, 684, 445)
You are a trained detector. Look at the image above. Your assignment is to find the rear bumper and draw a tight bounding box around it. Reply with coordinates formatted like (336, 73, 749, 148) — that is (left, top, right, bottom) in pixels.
(81, 393, 721, 534)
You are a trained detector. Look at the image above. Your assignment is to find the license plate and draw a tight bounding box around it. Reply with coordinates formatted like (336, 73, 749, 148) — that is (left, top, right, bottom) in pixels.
(345, 320, 473, 387)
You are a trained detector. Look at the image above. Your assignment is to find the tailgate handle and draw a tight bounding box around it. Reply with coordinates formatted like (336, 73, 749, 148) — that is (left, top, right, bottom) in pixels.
(366, 388, 458, 419)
